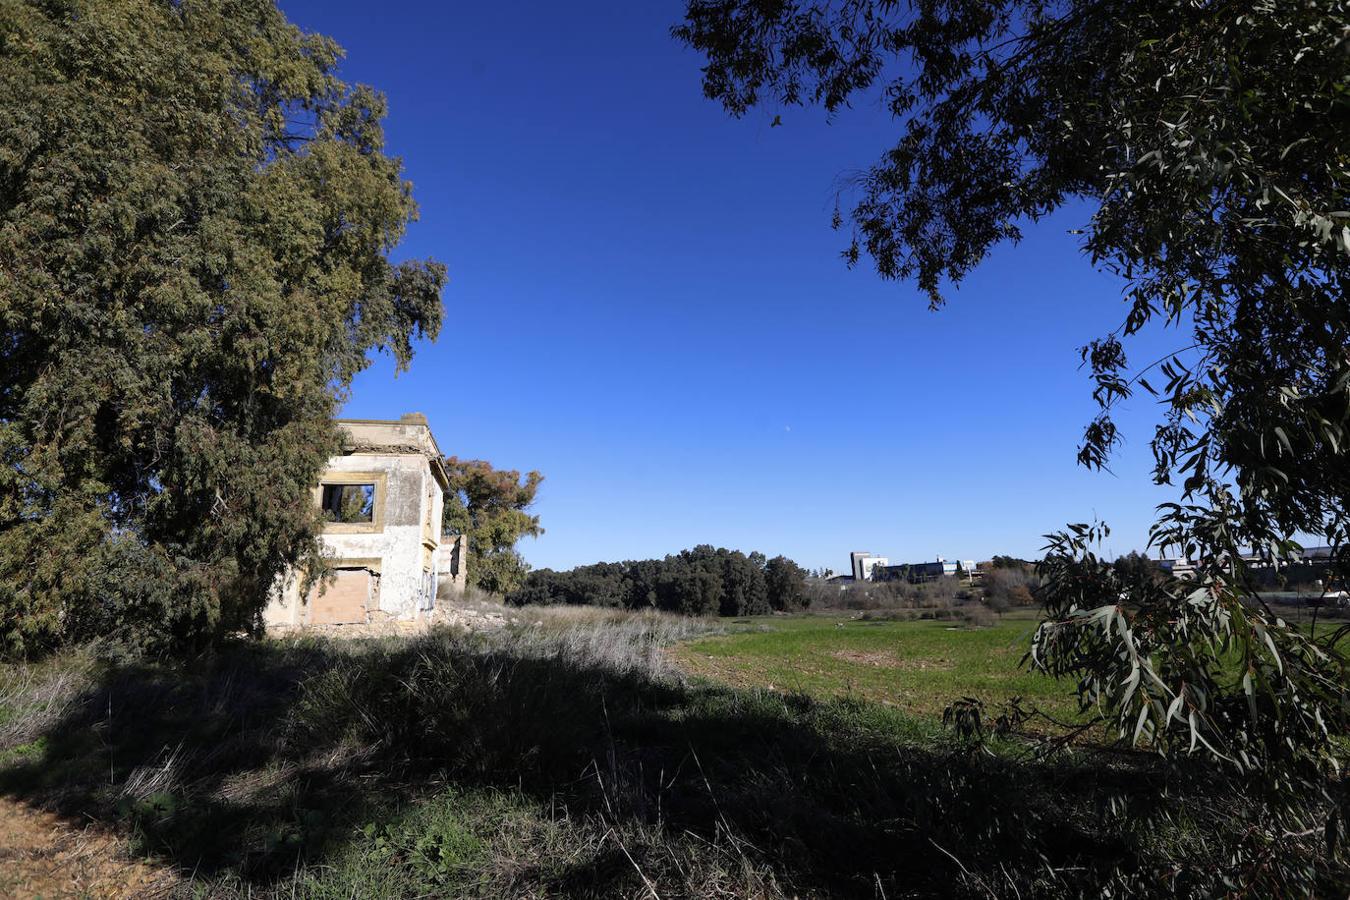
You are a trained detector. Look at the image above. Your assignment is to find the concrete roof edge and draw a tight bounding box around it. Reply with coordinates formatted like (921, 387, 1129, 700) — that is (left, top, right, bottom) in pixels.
(335, 418, 449, 490)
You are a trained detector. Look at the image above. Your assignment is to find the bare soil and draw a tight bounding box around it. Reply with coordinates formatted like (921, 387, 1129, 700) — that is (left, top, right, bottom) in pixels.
(0, 796, 174, 899)
(828, 649, 955, 669)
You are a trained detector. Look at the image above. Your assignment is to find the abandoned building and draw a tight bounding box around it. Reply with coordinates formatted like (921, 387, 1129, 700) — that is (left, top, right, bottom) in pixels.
(263, 413, 468, 627)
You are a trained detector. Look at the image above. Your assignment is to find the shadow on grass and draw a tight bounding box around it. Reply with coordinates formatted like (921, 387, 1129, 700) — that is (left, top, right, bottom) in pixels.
(0, 630, 1230, 897)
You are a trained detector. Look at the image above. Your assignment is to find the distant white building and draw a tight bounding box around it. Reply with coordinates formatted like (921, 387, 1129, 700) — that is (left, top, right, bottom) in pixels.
(850, 551, 889, 582)
(1158, 557, 1196, 578)
(853, 555, 972, 585)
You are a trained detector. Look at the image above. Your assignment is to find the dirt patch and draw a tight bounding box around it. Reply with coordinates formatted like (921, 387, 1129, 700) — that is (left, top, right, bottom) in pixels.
(829, 650, 954, 670)
(0, 796, 175, 898)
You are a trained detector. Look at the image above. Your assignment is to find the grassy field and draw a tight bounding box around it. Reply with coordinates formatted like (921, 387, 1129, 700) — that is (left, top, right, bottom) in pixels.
(671, 611, 1079, 720)
(0, 606, 1341, 898)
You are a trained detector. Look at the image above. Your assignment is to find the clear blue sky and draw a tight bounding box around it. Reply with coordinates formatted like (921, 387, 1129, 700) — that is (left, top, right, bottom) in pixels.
(279, 0, 1187, 573)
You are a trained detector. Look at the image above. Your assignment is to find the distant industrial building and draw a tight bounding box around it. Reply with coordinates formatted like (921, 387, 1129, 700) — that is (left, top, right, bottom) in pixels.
(1160, 546, 1343, 587)
(839, 552, 975, 583)
(1157, 557, 1196, 579)
(849, 551, 889, 582)
(875, 557, 976, 583)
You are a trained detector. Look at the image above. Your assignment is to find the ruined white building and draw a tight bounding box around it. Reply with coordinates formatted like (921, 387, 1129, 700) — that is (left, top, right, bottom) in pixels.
(264, 413, 468, 627)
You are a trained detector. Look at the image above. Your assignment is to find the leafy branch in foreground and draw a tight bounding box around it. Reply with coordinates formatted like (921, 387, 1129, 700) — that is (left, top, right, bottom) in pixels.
(678, 0, 1349, 889)
(1030, 522, 1349, 889)
(1035, 526, 1346, 780)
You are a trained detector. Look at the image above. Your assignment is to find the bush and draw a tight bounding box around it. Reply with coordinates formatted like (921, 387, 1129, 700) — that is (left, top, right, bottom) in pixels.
(983, 568, 1039, 610)
(960, 602, 996, 628)
(806, 577, 979, 614)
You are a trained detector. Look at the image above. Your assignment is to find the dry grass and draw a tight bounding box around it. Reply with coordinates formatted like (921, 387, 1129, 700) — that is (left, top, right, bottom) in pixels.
(0, 648, 96, 751)
(508, 605, 726, 677)
(119, 740, 191, 805)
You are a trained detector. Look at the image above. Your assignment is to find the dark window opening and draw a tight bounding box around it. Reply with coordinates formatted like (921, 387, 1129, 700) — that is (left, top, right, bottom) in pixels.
(321, 483, 375, 523)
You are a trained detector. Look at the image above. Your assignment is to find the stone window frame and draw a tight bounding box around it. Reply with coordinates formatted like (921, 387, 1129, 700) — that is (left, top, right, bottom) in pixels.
(315, 471, 388, 534)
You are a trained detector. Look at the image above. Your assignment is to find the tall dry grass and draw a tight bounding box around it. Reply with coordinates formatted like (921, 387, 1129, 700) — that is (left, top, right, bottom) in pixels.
(0, 648, 96, 750)
(508, 605, 725, 676)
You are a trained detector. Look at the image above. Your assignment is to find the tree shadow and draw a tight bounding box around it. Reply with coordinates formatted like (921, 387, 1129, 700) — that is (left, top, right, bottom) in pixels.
(0, 632, 1215, 897)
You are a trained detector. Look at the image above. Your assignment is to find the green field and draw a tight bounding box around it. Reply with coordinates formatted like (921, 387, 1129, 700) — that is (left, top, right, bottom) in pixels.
(671, 612, 1080, 720)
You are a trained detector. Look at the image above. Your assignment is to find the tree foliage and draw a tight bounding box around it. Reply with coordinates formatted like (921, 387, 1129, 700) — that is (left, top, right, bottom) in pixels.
(1112, 549, 1158, 583)
(676, 0, 1349, 886)
(0, 0, 444, 655)
(441, 457, 543, 596)
(508, 545, 810, 616)
(765, 554, 809, 609)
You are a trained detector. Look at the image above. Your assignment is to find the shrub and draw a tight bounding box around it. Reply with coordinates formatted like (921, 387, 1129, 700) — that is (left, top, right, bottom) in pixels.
(982, 592, 1010, 617)
(960, 603, 996, 628)
(983, 568, 1039, 610)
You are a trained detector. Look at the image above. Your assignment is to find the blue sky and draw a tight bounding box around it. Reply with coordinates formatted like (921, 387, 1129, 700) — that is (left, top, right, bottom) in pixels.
(279, 0, 1188, 573)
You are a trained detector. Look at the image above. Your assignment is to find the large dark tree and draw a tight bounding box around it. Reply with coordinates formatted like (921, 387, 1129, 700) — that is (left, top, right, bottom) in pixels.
(0, 0, 445, 654)
(676, 0, 1348, 887)
(765, 554, 808, 609)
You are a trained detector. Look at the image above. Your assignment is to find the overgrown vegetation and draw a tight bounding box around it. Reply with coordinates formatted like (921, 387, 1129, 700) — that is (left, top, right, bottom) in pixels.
(0, 611, 1343, 897)
(508, 544, 809, 616)
(0, 0, 444, 657)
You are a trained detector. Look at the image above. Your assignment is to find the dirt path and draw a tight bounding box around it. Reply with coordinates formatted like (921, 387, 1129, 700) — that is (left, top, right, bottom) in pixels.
(0, 797, 175, 899)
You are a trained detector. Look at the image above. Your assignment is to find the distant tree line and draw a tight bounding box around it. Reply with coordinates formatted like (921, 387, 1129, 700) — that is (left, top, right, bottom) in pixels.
(507, 545, 808, 616)
(987, 555, 1033, 570)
